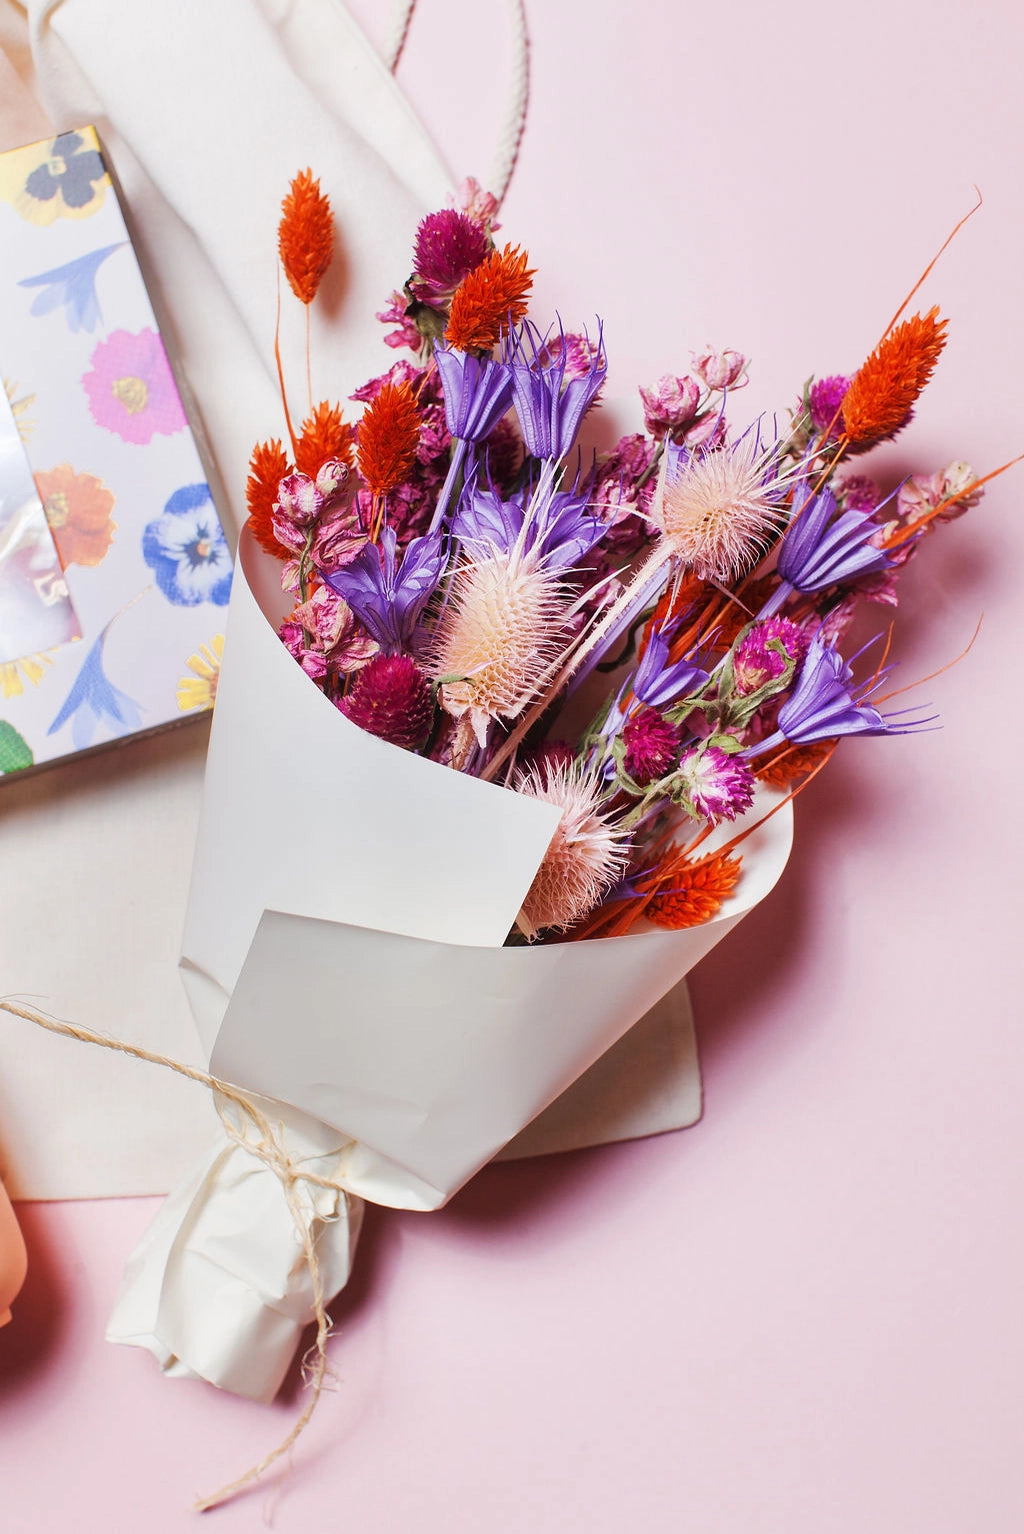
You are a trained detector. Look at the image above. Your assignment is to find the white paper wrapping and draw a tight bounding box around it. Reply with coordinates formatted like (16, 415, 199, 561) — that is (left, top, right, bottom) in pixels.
(108, 1099, 362, 1404)
(109, 534, 793, 1398)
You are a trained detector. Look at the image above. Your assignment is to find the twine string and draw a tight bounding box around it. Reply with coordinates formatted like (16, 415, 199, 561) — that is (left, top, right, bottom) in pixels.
(0, 997, 348, 1514)
(384, 0, 530, 210)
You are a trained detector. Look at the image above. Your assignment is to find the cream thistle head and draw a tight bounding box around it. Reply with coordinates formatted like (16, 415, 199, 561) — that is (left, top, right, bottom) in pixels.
(514, 759, 631, 939)
(652, 432, 794, 583)
(432, 550, 576, 747)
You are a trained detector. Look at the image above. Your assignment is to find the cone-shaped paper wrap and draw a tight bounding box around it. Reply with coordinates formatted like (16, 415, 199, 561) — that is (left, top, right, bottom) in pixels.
(109, 535, 792, 1397)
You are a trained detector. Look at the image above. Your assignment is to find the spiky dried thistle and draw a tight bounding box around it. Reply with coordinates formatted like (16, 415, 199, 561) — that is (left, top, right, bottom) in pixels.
(279, 169, 335, 306)
(246, 438, 292, 558)
(841, 307, 948, 448)
(295, 401, 353, 477)
(653, 437, 789, 583)
(515, 760, 631, 938)
(356, 380, 421, 497)
(640, 849, 743, 930)
(433, 551, 574, 746)
(445, 244, 535, 352)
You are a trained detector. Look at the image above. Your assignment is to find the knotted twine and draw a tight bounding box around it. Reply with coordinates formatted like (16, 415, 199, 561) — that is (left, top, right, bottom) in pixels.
(0, 996, 349, 1513)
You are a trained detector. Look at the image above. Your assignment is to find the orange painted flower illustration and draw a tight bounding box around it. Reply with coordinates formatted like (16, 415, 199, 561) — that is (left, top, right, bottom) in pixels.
(35, 464, 117, 569)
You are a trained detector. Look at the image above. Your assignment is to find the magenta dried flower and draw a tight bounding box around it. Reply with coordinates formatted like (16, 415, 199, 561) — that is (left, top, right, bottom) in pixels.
(835, 474, 881, 514)
(412, 209, 489, 301)
(638, 374, 701, 439)
(677, 745, 755, 824)
(732, 618, 807, 695)
(339, 653, 434, 750)
(808, 374, 850, 438)
(623, 707, 681, 786)
(376, 292, 421, 352)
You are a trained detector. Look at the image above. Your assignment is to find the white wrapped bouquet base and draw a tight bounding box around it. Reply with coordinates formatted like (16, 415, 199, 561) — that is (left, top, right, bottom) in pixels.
(108, 535, 793, 1399)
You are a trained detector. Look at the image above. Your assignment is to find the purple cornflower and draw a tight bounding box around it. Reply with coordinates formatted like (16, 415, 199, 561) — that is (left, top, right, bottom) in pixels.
(633, 627, 709, 710)
(509, 320, 607, 461)
(452, 477, 605, 571)
(411, 209, 489, 302)
(676, 745, 755, 824)
(745, 634, 936, 755)
(433, 342, 514, 443)
(324, 525, 444, 654)
(732, 618, 807, 695)
(772, 483, 893, 600)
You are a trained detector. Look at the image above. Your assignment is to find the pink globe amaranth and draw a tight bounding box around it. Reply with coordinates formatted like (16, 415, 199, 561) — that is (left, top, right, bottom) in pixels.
(339, 653, 434, 750)
(622, 707, 681, 786)
(678, 745, 755, 824)
(732, 618, 808, 695)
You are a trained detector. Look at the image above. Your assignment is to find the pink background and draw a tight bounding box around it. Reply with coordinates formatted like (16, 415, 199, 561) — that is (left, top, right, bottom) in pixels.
(3, 1, 1024, 1527)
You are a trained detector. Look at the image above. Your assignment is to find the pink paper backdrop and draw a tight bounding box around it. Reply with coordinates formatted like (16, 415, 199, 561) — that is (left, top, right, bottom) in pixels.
(3, 2, 1024, 1528)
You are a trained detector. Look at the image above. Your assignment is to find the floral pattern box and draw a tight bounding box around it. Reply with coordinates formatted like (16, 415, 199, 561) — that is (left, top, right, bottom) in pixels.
(0, 127, 231, 778)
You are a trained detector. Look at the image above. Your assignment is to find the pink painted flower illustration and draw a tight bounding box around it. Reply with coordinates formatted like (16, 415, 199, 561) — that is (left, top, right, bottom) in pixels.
(82, 328, 186, 444)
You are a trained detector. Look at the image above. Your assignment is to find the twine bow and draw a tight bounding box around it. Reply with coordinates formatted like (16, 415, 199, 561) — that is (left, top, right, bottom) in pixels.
(0, 996, 351, 1513)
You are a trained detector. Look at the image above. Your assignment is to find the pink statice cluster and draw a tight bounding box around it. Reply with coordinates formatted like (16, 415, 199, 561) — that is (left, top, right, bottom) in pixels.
(249, 180, 991, 944)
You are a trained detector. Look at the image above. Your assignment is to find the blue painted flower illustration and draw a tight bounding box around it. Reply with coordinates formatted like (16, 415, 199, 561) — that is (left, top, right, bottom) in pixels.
(48, 621, 144, 751)
(18, 244, 124, 334)
(142, 484, 232, 607)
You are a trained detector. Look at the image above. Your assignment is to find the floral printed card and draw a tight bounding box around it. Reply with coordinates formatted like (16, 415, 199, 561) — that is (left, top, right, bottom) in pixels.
(0, 127, 231, 776)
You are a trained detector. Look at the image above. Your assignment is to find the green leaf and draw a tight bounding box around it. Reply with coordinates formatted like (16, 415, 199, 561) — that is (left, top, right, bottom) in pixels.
(0, 721, 33, 774)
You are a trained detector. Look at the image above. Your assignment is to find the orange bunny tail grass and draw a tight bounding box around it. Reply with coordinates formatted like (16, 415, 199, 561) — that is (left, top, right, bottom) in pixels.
(754, 738, 836, 789)
(445, 244, 535, 352)
(295, 401, 354, 477)
(356, 380, 421, 497)
(641, 849, 744, 930)
(279, 169, 335, 306)
(841, 306, 948, 449)
(246, 439, 292, 559)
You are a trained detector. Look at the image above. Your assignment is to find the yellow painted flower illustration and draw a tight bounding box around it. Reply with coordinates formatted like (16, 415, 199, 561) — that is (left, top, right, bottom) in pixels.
(177, 635, 224, 713)
(1, 653, 53, 700)
(4, 380, 35, 442)
(0, 129, 109, 225)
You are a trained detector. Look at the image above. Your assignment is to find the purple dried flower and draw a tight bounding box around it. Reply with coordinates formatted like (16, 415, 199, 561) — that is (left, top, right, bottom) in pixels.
(324, 525, 444, 654)
(509, 321, 607, 461)
(434, 342, 514, 443)
(677, 745, 755, 824)
(775, 483, 893, 596)
(623, 707, 681, 786)
(746, 634, 936, 755)
(412, 209, 489, 301)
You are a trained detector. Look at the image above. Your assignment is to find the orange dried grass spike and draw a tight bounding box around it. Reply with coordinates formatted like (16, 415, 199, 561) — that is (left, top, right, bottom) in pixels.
(842, 306, 948, 448)
(246, 439, 292, 559)
(295, 401, 354, 477)
(641, 850, 743, 930)
(356, 380, 421, 497)
(754, 738, 836, 789)
(445, 244, 535, 352)
(279, 169, 335, 306)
